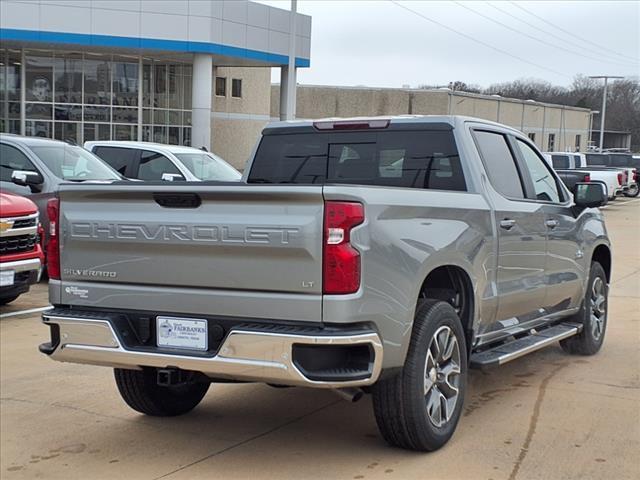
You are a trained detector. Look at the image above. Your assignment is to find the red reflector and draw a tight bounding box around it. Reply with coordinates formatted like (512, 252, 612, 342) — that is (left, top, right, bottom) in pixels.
(46, 198, 60, 280)
(323, 201, 364, 295)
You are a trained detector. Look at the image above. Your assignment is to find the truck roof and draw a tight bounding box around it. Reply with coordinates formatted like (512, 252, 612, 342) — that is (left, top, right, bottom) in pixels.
(263, 115, 524, 135)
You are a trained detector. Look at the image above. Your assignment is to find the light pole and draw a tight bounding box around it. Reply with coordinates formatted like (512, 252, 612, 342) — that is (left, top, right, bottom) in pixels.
(588, 110, 599, 151)
(589, 76, 623, 153)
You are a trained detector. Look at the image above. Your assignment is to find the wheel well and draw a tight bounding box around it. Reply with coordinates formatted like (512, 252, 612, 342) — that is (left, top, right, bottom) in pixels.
(418, 266, 474, 352)
(592, 245, 611, 283)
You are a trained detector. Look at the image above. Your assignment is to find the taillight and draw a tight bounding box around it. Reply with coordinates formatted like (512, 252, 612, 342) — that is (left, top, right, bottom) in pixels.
(323, 201, 364, 294)
(584, 174, 591, 182)
(617, 172, 623, 186)
(46, 198, 60, 280)
(633, 169, 637, 182)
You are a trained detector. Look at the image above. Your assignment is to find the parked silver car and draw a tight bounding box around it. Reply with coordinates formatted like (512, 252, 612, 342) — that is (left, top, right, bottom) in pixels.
(0, 134, 123, 246)
(84, 141, 242, 182)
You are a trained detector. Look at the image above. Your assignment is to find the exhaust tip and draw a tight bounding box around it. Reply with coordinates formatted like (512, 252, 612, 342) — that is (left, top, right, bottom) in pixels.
(333, 388, 364, 403)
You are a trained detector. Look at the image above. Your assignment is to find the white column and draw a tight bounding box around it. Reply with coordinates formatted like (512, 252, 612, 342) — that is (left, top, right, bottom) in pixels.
(280, 66, 297, 121)
(191, 54, 213, 150)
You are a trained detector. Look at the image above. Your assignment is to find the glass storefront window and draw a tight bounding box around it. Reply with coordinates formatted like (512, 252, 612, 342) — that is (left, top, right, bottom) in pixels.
(84, 105, 110, 122)
(168, 64, 182, 109)
(113, 124, 137, 141)
(54, 53, 83, 104)
(154, 64, 167, 108)
(54, 122, 79, 143)
(153, 125, 166, 143)
(26, 103, 53, 120)
(25, 120, 52, 138)
(84, 123, 111, 141)
(84, 55, 111, 105)
(55, 105, 82, 121)
(26, 54, 54, 102)
(2, 50, 192, 146)
(113, 59, 138, 107)
(8, 102, 20, 119)
(183, 65, 192, 110)
(113, 107, 137, 124)
(142, 62, 152, 107)
(154, 109, 167, 125)
(168, 126, 180, 145)
(4, 51, 21, 102)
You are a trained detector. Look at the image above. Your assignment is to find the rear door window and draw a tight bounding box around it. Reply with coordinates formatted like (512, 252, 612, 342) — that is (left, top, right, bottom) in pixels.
(92, 146, 138, 176)
(137, 150, 183, 181)
(472, 130, 525, 199)
(248, 130, 466, 191)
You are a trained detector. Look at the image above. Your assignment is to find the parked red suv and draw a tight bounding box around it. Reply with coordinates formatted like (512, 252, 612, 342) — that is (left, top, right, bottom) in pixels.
(0, 192, 44, 305)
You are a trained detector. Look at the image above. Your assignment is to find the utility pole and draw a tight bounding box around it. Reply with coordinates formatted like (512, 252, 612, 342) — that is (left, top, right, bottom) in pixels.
(589, 76, 623, 153)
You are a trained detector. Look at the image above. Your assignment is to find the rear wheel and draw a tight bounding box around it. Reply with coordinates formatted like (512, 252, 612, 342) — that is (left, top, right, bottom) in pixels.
(560, 262, 608, 355)
(624, 183, 639, 197)
(114, 367, 210, 416)
(372, 300, 467, 451)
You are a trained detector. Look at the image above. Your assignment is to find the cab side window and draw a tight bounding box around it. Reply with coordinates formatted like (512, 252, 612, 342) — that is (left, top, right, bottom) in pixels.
(473, 130, 525, 199)
(93, 146, 138, 176)
(0, 143, 39, 182)
(516, 139, 562, 203)
(137, 150, 182, 181)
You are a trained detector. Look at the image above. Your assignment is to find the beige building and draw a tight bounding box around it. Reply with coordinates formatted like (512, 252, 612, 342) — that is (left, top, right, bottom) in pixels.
(270, 85, 592, 153)
(211, 67, 271, 169)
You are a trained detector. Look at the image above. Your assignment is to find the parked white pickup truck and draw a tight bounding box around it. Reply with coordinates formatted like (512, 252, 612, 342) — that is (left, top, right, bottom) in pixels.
(543, 153, 623, 200)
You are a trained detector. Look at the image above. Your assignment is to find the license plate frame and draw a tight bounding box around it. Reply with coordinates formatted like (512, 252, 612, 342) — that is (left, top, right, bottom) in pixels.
(156, 316, 208, 351)
(0, 270, 15, 287)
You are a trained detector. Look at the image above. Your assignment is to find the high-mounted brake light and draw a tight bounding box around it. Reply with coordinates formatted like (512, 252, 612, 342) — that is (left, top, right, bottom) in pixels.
(46, 198, 60, 280)
(313, 119, 390, 131)
(323, 201, 364, 295)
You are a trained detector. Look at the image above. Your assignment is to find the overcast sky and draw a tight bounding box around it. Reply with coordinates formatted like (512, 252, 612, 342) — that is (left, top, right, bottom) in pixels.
(260, 0, 639, 88)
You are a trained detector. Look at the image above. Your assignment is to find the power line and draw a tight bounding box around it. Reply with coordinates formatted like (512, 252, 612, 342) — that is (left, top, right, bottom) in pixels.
(486, 1, 638, 65)
(510, 1, 639, 64)
(453, 1, 637, 68)
(389, 0, 570, 79)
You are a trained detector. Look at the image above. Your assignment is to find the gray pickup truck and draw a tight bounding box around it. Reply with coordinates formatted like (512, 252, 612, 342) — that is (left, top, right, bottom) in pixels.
(40, 116, 611, 452)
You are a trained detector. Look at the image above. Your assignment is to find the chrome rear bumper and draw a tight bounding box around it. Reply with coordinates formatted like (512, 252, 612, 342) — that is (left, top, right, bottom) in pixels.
(41, 312, 383, 388)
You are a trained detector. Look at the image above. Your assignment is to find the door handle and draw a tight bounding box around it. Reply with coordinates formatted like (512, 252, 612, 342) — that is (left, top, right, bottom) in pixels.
(545, 219, 559, 229)
(500, 219, 516, 230)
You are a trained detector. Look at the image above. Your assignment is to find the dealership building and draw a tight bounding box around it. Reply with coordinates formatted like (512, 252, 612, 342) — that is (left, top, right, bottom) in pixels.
(0, 0, 311, 168)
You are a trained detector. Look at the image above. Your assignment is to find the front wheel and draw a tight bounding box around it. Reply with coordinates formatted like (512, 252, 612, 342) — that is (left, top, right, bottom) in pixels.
(114, 367, 210, 416)
(624, 183, 639, 197)
(372, 300, 467, 451)
(560, 262, 608, 355)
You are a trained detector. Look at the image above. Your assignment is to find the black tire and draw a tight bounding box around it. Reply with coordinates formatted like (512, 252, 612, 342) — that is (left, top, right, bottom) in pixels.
(0, 295, 20, 306)
(371, 300, 467, 451)
(560, 262, 608, 356)
(114, 368, 210, 416)
(624, 184, 639, 197)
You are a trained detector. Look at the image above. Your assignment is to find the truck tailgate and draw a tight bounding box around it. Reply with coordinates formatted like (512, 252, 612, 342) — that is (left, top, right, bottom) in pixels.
(56, 183, 324, 322)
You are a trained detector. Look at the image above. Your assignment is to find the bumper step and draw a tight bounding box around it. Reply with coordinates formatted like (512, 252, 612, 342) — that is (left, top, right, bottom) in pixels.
(470, 323, 582, 368)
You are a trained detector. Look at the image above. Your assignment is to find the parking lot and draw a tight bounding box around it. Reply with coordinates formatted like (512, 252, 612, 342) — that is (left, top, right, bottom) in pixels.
(1, 198, 638, 480)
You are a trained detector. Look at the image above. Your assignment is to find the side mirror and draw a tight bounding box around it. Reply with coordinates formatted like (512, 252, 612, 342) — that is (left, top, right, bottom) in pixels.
(161, 173, 185, 182)
(574, 182, 607, 208)
(11, 170, 44, 192)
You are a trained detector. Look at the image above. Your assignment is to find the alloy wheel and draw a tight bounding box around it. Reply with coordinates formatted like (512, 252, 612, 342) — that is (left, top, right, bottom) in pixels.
(590, 277, 606, 340)
(424, 326, 461, 428)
